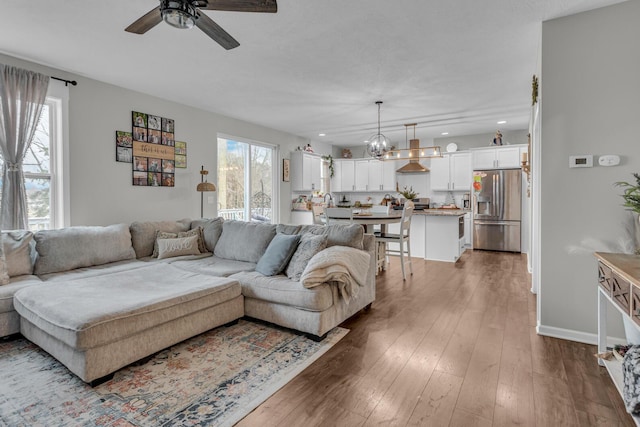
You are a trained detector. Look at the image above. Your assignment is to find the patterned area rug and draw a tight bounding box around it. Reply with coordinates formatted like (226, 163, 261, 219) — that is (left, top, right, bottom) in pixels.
(0, 320, 347, 427)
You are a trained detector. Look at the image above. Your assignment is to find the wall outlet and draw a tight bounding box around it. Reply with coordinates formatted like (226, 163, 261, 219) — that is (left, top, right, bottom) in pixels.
(207, 196, 215, 204)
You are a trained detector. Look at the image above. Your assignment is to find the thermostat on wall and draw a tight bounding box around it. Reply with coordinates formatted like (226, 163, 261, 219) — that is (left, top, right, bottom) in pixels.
(598, 155, 620, 166)
(569, 155, 593, 168)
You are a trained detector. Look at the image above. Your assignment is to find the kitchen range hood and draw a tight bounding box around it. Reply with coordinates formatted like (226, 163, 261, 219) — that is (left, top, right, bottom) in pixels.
(395, 139, 430, 173)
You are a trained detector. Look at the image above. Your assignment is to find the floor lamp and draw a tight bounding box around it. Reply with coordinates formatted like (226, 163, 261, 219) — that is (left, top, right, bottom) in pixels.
(196, 165, 216, 218)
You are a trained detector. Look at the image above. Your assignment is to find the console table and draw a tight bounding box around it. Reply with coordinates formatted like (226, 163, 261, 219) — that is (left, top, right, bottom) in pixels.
(596, 252, 640, 425)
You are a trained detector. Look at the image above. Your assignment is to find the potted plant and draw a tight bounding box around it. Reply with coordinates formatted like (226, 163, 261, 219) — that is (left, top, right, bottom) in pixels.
(398, 185, 418, 201)
(615, 173, 640, 255)
(616, 173, 640, 214)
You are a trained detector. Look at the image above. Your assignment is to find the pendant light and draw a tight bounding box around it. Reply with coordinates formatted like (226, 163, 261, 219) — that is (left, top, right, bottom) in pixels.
(366, 101, 390, 159)
(386, 123, 443, 173)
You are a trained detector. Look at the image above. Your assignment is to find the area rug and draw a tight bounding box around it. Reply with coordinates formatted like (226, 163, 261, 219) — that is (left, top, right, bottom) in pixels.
(0, 320, 347, 427)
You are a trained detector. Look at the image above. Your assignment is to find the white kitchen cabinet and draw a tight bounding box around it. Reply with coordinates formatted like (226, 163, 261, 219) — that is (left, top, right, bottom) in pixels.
(341, 160, 355, 191)
(330, 160, 342, 192)
(368, 160, 383, 191)
(367, 159, 396, 192)
(430, 152, 472, 191)
(430, 156, 450, 191)
(331, 159, 395, 192)
(382, 160, 397, 191)
(472, 146, 522, 169)
(291, 152, 322, 192)
(354, 160, 369, 191)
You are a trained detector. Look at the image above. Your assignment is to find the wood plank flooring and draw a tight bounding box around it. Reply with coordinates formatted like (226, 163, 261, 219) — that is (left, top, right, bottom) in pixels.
(238, 250, 634, 426)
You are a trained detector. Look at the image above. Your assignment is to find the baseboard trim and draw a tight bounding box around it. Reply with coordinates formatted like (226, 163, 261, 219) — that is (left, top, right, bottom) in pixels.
(536, 324, 626, 347)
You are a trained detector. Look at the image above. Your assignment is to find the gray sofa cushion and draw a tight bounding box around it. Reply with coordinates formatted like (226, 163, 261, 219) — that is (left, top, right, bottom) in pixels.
(301, 224, 364, 250)
(285, 234, 327, 281)
(231, 271, 334, 312)
(190, 218, 224, 252)
(2, 230, 35, 277)
(14, 264, 241, 350)
(255, 233, 300, 276)
(34, 224, 137, 275)
(169, 255, 257, 277)
(0, 275, 42, 313)
(214, 220, 276, 263)
(130, 219, 190, 258)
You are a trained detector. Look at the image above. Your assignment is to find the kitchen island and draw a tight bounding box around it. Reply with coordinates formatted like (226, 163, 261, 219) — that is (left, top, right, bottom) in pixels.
(386, 209, 469, 262)
(418, 209, 467, 262)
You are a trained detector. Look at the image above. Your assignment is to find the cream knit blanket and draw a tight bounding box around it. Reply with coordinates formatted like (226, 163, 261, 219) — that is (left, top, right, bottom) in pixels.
(300, 246, 370, 303)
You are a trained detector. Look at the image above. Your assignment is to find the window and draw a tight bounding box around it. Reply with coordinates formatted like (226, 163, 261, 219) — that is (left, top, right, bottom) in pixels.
(0, 86, 66, 230)
(217, 136, 278, 223)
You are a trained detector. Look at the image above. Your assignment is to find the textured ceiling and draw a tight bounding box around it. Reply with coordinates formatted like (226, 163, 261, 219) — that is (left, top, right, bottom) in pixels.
(0, 0, 626, 147)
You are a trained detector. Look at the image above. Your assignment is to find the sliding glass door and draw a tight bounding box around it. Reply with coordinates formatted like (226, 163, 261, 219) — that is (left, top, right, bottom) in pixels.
(217, 136, 277, 223)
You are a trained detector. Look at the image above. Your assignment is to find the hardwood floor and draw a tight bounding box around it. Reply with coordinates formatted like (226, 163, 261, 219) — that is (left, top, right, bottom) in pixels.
(238, 250, 634, 426)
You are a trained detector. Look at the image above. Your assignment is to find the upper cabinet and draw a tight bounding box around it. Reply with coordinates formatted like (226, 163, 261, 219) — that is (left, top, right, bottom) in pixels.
(291, 151, 322, 192)
(472, 146, 522, 169)
(331, 159, 396, 192)
(430, 152, 472, 192)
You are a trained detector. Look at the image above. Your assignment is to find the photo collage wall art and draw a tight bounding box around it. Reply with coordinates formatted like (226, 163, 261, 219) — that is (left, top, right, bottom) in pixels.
(115, 111, 188, 187)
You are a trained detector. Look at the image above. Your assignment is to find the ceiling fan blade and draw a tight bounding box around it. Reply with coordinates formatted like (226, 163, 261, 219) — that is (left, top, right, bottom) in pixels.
(201, 0, 277, 13)
(125, 7, 162, 34)
(195, 13, 240, 50)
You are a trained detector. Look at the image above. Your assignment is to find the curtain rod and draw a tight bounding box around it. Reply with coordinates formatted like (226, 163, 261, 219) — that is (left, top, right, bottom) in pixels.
(51, 76, 77, 87)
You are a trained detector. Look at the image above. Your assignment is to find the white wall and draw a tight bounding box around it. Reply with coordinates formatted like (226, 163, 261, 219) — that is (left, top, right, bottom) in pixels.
(0, 53, 321, 226)
(540, 1, 640, 342)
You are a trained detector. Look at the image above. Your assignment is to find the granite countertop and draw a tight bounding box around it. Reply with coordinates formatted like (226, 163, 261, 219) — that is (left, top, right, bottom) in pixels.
(413, 209, 470, 216)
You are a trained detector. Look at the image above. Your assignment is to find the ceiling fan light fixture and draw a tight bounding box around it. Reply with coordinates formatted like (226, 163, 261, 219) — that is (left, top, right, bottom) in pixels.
(161, 0, 197, 29)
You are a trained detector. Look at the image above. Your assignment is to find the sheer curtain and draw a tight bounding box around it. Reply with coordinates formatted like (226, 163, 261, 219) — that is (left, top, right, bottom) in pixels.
(0, 64, 50, 230)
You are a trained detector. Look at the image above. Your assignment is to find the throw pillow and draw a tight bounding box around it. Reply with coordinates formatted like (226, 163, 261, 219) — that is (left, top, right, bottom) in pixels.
(191, 217, 224, 252)
(304, 224, 364, 250)
(214, 220, 277, 263)
(0, 234, 9, 285)
(151, 230, 178, 258)
(157, 235, 201, 259)
(2, 230, 36, 277)
(186, 226, 208, 254)
(152, 227, 207, 258)
(285, 234, 328, 281)
(256, 233, 301, 276)
(129, 219, 191, 258)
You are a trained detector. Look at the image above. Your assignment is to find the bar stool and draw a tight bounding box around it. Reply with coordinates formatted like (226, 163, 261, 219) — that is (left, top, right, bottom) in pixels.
(374, 201, 414, 280)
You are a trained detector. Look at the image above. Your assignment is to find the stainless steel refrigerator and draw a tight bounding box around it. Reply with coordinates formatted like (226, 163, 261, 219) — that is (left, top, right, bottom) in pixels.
(473, 168, 522, 252)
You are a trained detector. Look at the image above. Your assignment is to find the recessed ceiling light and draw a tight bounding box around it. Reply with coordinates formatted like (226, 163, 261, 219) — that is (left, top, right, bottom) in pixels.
(364, 140, 369, 143)
(497, 120, 507, 124)
(318, 133, 326, 137)
(441, 132, 449, 136)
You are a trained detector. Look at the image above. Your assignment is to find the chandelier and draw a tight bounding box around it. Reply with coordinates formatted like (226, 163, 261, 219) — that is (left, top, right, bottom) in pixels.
(366, 101, 390, 159)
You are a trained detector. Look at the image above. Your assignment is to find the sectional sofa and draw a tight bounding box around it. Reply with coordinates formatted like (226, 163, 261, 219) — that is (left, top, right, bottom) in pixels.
(0, 218, 376, 384)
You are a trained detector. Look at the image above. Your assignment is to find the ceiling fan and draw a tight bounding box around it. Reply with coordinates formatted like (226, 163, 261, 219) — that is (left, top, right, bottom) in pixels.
(125, 0, 277, 50)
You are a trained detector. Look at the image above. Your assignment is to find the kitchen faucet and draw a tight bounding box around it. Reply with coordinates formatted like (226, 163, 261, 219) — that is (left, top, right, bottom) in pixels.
(323, 193, 334, 207)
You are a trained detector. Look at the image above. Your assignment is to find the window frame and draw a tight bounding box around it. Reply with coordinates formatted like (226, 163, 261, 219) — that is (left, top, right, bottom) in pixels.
(217, 133, 279, 223)
(18, 82, 68, 230)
